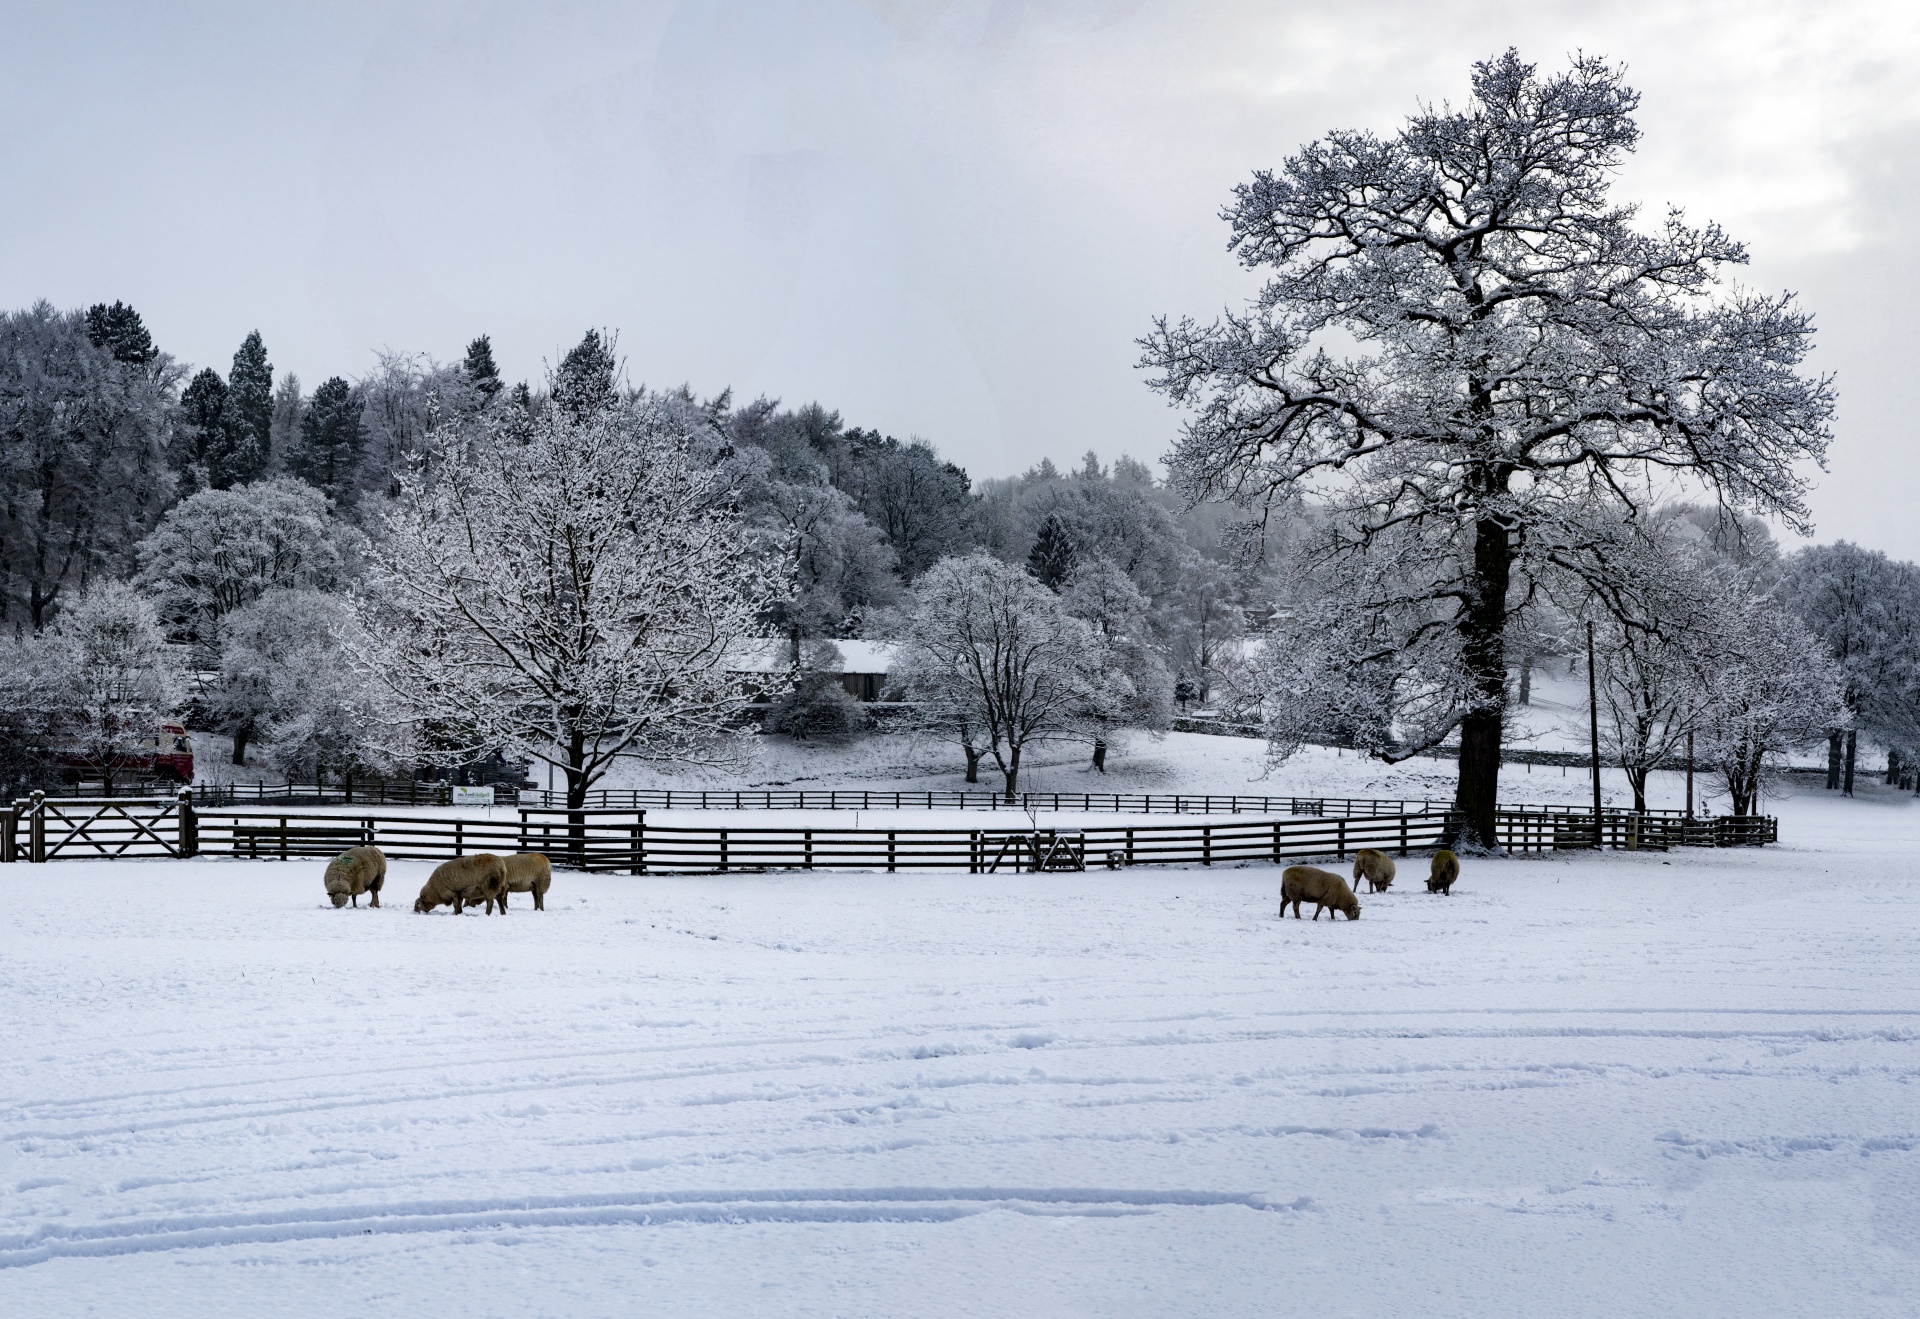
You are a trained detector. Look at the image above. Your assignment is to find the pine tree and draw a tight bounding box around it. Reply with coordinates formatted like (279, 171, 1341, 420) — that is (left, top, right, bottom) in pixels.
(553, 329, 619, 418)
(463, 334, 503, 400)
(213, 331, 274, 487)
(1027, 513, 1076, 589)
(177, 368, 229, 488)
(84, 301, 156, 367)
(287, 376, 364, 502)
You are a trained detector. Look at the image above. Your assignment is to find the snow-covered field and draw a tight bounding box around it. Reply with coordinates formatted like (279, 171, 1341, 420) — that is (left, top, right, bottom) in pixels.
(5, 788, 1918, 1317)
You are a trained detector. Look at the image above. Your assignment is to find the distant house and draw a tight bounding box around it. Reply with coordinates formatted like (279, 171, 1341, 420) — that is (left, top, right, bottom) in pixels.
(727, 640, 899, 703)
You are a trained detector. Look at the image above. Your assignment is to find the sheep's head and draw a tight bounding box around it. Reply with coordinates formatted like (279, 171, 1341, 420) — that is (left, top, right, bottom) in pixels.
(1345, 903, 1361, 920)
(414, 895, 433, 914)
(330, 892, 350, 908)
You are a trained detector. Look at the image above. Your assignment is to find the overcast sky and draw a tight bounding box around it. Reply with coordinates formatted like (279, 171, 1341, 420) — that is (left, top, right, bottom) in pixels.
(4, 0, 1916, 554)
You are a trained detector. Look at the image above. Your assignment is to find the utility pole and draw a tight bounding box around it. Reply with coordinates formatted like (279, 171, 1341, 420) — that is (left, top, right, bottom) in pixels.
(1588, 621, 1602, 850)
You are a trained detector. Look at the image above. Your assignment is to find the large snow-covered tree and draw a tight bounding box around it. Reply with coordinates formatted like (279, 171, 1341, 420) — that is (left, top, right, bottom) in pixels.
(135, 477, 361, 655)
(1696, 590, 1844, 816)
(1140, 51, 1834, 849)
(893, 552, 1105, 800)
(0, 302, 176, 630)
(362, 389, 772, 810)
(1780, 543, 1920, 791)
(214, 588, 385, 777)
(31, 580, 185, 792)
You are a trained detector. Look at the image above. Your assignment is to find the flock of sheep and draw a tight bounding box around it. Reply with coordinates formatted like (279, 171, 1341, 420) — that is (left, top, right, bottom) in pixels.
(318, 840, 1453, 922)
(1279, 847, 1460, 921)
(321, 846, 553, 914)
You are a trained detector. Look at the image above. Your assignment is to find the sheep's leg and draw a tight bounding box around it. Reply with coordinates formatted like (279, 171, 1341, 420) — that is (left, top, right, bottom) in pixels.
(454, 894, 465, 914)
(534, 890, 545, 911)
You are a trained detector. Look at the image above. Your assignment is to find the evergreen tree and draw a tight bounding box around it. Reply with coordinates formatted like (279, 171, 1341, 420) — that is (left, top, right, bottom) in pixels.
(177, 367, 229, 488)
(463, 334, 503, 400)
(1026, 513, 1076, 588)
(553, 329, 619, 418)
(212, 330, 274, 487)
(84, 301, 156, 367)
(288, 376, 365, 502)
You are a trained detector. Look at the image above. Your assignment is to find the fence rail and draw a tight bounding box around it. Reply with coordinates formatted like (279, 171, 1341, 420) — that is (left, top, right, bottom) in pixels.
(2, 791, 1776, 869)
(32, 779, 1753, 824)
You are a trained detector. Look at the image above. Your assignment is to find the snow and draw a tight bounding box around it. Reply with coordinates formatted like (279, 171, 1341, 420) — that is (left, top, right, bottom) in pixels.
(4, 788, 1919, 1316)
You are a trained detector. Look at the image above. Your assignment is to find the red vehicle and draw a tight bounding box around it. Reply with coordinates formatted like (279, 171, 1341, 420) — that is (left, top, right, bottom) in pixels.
(55, 722, 195, 785)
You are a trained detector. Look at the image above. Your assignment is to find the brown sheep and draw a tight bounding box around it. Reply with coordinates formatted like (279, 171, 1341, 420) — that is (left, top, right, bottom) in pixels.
(1280, 865, 1361, 921)
(500, 853, 553, 911)
(414, 853, 509, 915)
(1352, 848, 1395, 893)
(1428, 849, 1460, 895)
(323, 845, 386, 908)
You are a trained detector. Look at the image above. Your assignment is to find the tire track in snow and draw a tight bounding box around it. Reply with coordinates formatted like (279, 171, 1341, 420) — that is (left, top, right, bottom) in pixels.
(0, 1187, 1304, 1268)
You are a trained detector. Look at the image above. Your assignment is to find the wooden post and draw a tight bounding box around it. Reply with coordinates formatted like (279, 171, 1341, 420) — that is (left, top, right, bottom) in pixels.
(1399, 815, 1408, 857)
(1203, 826, 1212, 867)
(178, 787, 198, 858)
(806, 830, 814, 871)
(719, 830, 728, 873)
(1588, 620, 1603, 849)
(1686, 729, 1695, 820)
(28, 792, 45, 861)
(1, 804, 15, 864)
(887, 831, 896, 873)
(1337, 819, 1347, 859)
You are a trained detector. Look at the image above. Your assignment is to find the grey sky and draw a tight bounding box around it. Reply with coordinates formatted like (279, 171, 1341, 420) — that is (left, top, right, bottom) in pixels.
(4, 1, 1915, 554)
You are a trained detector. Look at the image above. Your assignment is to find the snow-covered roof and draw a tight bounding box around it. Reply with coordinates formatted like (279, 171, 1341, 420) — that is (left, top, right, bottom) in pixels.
(726, 639, 899, 674)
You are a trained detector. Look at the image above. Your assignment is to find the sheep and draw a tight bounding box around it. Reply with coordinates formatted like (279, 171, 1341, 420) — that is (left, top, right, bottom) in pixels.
(1352, 848, 1395, 893)
(323, 845, 386, 908)
(499, 853, 552, 911)
(1280, 865, 1361, 921)
(414, 853, 509, 915)
(1428, 849, 1460, 895)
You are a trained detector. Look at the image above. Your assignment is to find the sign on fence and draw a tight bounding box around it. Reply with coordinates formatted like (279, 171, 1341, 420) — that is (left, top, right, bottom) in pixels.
(451, 786, 495, 807)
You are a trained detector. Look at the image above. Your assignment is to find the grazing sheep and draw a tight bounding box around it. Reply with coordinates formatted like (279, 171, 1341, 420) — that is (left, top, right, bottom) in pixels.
(1352, 848, 1395, 893)
(1280, 865, 1361, 921)
(500, 853, 552, 911)
(414, 854, 508, 915)
(1428, 849, 1460, 895)
(323, 845, 386, 908)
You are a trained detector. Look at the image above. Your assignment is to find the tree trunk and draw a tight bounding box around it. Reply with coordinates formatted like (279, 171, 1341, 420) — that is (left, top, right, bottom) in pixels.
(1843, 729, 1857, 797)
(1517, 656, 1532, 706)
(1449, 516, 1512, 851)
(565, 729, 588, 868)
(1626, 766, 1648, 815)
(962, 740, 981, 784)
(1827, 729, 1843, 790)
(1002, 745, 1021, 804)
(231, 723, 251, 767)
(1887, 748, 1900, 787)
(1091, 738, 1107, 772)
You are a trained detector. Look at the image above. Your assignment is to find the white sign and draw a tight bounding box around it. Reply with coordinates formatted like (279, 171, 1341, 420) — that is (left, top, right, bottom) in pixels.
(451, 785, 494, 806)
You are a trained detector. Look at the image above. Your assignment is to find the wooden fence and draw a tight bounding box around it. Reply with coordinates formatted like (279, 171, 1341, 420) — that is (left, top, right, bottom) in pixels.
(1, 791, 1775, 870)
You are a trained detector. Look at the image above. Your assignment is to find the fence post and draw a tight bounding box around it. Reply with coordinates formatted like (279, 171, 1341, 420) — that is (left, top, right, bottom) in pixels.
(455, 820, 465, 857)
(888, 831, 896, 873)
(29, 791, 46, 863)
(1203, 826, 1212, 867)
(1, 804, 14, 864)
(720, 830, 729, 873)
(1399, 815, 1408, 857)
(178, 787, 198, 858)
(1337, 819, 1347, 859)
(1271, 822, 1280, 865)
(805, 830, 814, 871)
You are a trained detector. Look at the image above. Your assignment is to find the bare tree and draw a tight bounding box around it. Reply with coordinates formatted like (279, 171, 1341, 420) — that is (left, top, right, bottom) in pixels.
(360, 390, 772, 811)
(894, 552, 1105, 800)
(1140, 51, 1834, 849)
